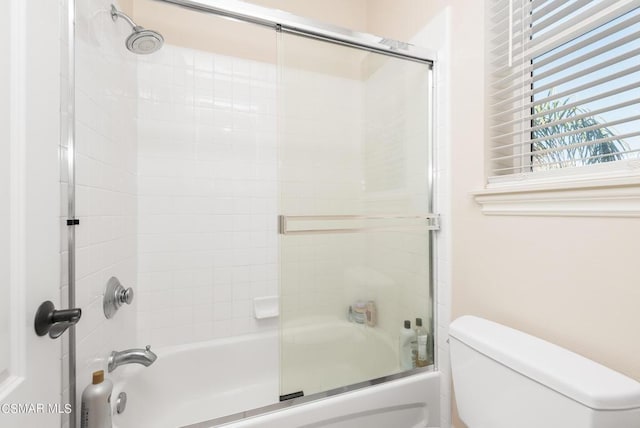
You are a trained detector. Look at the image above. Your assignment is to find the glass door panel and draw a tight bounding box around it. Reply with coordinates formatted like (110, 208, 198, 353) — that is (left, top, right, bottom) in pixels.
(278, 33, 434, 398)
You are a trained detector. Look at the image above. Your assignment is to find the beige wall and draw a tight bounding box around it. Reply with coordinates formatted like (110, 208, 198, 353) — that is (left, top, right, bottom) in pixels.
(443, 0, 640, 381)
(127, 0, 369, 64)
(126, 0, 438, 62)
(129, 0, 277, 63)
(249, 0, 367, 30)
(127, 0, 376, 78)
(366, 0, 447, 42)
(445, 1, 640, 427)
(130, 0, 366, 42)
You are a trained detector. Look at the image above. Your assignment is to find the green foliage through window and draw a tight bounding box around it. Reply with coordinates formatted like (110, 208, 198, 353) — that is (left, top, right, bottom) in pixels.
(531, 96, 629, 170)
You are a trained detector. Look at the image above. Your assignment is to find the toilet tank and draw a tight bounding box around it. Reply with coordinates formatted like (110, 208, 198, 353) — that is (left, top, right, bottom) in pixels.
(449, 316, 640, 428)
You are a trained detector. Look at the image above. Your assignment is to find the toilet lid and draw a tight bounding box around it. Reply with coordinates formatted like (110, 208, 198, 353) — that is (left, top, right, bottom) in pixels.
(450, 316, 640, 411)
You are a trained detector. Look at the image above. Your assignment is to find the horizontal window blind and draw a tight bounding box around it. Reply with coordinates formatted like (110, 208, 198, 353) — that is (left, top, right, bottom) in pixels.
(487, 0, 640, 180)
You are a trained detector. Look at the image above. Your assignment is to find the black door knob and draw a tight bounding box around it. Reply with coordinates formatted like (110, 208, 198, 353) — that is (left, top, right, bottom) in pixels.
(34, 300, 82, 339)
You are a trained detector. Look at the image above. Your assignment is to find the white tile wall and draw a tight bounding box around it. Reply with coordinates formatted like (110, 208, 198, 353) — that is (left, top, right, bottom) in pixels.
(69, 1, 138, 426)
(136, 45, 279, 347)
(278, 66, 365, 328)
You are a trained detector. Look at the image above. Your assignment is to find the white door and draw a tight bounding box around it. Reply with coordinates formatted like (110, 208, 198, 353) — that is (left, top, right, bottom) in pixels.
(0, 0, 64, 427)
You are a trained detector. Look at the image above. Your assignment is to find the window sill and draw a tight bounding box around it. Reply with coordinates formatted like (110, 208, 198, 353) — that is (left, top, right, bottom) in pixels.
(473, 174, 640, 217)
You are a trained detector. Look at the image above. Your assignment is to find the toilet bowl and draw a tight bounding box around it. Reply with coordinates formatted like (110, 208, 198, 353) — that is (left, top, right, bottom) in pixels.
(449, 316, 640, 428)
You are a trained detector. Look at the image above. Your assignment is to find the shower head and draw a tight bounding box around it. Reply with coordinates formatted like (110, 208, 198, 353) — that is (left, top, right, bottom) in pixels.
(125, 27, 164, 55)
(110, 4, 164, 55)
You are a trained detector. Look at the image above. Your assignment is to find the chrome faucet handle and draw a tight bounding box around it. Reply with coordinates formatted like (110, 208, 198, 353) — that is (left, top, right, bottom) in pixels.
(119, 286, 134, 305)
(104, 276, 134, 319)
(34, 301, 82, 339)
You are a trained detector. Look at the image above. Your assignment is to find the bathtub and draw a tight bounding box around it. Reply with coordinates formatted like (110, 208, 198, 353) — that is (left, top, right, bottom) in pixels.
(112, 321, 440, 428)
(280, 316, 402, 396)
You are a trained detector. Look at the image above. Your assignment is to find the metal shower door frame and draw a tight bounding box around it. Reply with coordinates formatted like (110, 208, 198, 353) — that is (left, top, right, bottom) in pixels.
(149, 1, 439, 427)
(154, 0, 435, 65)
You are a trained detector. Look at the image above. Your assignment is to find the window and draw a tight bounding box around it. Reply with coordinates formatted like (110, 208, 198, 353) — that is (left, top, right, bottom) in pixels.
(487, 0, 640, 183)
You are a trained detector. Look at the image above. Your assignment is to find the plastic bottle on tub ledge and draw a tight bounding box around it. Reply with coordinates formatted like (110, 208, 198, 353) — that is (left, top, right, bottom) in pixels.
(352, 301, 367, 324)
(415, 317, 429, 367)
(80, 370, 113, 428)
(399, 320, 416, 370)
(365, 301, 377, 327)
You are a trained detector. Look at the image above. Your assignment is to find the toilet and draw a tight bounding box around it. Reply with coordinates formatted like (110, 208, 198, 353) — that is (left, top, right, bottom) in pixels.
(449, 316, 640, 428)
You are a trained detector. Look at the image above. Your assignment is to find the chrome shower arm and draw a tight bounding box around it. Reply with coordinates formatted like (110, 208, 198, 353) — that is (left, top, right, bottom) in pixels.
(110, 3, 164, 54)
(111, 4, 137, 29)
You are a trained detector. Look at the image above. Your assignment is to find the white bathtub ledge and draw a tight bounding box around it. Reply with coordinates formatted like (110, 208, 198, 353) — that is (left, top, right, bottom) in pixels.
(218, 371, 440, 428)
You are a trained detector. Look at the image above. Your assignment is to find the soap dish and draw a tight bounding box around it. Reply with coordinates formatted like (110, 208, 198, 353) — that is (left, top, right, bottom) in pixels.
(253, 296, 279, 320)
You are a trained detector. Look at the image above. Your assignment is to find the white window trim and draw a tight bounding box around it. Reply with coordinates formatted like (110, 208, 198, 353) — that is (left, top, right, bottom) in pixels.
(473, 164, 640, 217)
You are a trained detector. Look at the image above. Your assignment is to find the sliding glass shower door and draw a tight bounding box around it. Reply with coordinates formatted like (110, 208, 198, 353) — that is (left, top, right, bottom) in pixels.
(278, 33, 435, 398)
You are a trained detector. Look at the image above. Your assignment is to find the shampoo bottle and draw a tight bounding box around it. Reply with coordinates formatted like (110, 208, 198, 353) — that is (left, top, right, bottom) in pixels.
(365, 301, 377, 327)
(80, 370, 113, 428)
(399, 320, 416, 370)
(415, 318, 429, 367)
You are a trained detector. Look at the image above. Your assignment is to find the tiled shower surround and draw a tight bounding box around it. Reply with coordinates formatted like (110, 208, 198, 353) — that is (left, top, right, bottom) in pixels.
(72, 36, 438, 363)
(136, 46, 279, 346)
(70, 2, 449, 426)
(67, 0, 138, 426)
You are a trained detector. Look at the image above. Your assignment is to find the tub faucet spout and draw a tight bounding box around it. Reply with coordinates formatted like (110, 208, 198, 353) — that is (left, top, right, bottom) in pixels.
(108, 345, 157, 373)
